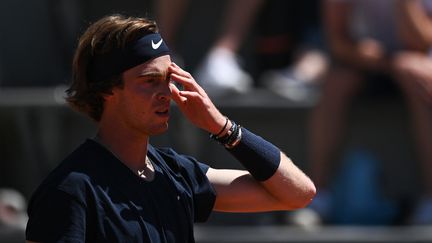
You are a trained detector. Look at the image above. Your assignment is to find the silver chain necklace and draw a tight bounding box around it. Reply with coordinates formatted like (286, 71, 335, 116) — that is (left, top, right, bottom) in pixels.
(93, 135, 155, 180)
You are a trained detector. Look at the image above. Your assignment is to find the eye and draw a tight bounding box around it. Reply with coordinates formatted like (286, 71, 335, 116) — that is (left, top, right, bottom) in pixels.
(139, 77, 158, 85)
(145, 78, 156, 84)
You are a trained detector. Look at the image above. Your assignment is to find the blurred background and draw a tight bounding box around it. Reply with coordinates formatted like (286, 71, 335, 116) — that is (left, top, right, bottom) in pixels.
(1, 0, 432, 242)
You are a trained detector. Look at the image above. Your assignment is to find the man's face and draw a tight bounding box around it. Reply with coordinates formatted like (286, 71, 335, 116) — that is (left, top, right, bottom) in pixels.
(105, 55, 172, 136)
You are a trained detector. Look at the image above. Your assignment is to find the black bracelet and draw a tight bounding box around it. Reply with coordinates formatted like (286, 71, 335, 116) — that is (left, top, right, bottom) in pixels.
(225, 125, 242, 149)
(219, 121, 237, 144)
(212, 117, 229, 138)
(210, 120, 241, 148)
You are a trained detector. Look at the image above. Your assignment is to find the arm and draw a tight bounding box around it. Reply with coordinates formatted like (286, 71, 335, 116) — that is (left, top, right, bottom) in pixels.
(323, 0, 390, 71)
(169, 63, 316, 212)
(206, 152, 315, 212)
(395, 0, 432, 51)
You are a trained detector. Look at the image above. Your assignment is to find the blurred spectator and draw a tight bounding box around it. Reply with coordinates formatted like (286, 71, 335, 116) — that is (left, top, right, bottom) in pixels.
(193, 0, 263, 96)
(156, 0, 191, 56)
(305, 0, 432, 225)
(256, 1, 328, 102)
(0, 188, 27, 230)
(157, 0, 328, 99)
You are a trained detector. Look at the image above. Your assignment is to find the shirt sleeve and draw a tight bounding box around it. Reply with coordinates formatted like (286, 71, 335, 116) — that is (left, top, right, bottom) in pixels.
(26, 188, 87, 243)
(152, 147, 217, 222)
(178, 155, 217, 222)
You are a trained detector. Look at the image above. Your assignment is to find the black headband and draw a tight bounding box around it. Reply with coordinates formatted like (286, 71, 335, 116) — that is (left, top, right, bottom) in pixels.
(89, 33, 170, 81)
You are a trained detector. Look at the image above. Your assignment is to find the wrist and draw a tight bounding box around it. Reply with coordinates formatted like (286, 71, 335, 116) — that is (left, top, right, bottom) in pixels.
(212, 126, 281, 181)
(209, 116, 230, 136)
(209, 119, 242, 148)
(217, 119, 232, 138)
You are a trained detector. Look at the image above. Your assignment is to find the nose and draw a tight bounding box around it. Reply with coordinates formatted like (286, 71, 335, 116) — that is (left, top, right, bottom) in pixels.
(157, 83, 172, 101)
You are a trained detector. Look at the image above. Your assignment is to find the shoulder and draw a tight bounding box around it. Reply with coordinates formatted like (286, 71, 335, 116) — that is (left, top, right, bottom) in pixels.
(149, 146, 209, 173)
(29, 139, 108, 207)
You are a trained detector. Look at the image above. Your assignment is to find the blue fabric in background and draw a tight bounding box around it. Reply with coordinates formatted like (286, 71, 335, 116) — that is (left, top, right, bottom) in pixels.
(330, 148, 400, 225)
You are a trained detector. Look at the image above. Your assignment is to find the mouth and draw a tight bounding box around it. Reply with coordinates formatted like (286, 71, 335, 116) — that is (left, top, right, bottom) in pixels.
(155, 107, 170, 117)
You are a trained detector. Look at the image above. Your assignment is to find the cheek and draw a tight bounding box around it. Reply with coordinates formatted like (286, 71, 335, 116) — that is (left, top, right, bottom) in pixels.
(129, 95, 153, 116)
(120, 85, 156, 113)
(134, 84, 158, 99)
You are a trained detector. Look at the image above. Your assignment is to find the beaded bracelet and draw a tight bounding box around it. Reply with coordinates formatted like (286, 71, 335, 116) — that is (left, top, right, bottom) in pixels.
(210, 119, 242, 148)
(225, 125, 242, 149)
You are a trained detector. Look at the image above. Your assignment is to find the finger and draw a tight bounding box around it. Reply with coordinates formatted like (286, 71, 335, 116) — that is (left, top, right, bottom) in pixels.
(169, 62, 201, 86)
(171, 62, 193, 78)
(169, 62, 208, 96)
(170, 73, 196, 90)
(170, 69, 206, 91)
(171, 73, 207, 97)
(169, 83, 187, 105)
(178, 90, 201, 100)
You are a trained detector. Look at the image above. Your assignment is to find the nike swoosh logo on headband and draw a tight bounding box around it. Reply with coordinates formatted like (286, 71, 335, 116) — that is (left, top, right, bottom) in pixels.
(151, 39, 163, 49)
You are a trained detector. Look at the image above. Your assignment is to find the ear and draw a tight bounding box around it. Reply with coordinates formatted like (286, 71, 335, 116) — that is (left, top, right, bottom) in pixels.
(102, 89, 116, 101)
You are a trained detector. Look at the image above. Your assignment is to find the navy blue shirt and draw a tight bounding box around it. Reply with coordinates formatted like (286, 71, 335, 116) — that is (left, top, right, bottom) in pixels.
(26, 139, 216, 243)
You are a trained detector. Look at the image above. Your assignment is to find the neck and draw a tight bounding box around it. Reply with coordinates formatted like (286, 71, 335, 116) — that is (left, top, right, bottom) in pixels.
(97, 120, 150, 172)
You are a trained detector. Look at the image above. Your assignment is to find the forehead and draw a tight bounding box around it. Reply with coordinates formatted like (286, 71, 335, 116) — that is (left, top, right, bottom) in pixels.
(123, 55, 171, 78)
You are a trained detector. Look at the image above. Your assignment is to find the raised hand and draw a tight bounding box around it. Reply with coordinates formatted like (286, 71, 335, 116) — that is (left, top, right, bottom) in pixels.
(169, 62, 227, 134)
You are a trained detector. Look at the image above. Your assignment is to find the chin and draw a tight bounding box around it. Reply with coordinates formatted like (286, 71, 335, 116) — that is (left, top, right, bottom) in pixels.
(149, 124, 169, 136)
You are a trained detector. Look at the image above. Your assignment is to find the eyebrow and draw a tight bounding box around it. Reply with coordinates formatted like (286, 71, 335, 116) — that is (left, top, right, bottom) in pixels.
(138, 71, 164, 78)
(139, 70, 172, 82)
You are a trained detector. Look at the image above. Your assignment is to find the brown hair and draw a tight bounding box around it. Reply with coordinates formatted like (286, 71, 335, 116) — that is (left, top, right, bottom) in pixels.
(66, 14, 158, 121)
